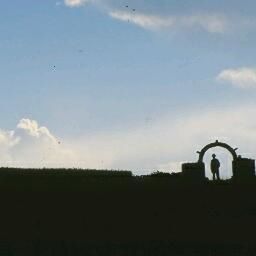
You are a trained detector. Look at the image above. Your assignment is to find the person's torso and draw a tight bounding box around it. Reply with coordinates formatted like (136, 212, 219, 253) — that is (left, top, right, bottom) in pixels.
(211, 159, 220, 170)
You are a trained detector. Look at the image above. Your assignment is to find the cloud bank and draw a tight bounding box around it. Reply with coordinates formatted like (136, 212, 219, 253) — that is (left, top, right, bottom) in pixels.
(217, 68, 256, 88)
(1, 104, 256, 179)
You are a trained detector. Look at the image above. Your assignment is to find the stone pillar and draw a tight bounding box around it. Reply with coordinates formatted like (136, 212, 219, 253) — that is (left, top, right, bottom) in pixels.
(232, 157, 255, 180)
(182, 162, 205, 180)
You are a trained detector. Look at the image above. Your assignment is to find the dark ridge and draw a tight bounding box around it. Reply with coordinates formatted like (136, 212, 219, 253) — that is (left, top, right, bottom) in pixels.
(0, 167, 255, 255)
(0, 167, 132, 177)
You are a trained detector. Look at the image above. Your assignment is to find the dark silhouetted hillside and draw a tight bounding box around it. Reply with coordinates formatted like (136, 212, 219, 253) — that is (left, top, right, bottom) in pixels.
(0, 168, 256, 255)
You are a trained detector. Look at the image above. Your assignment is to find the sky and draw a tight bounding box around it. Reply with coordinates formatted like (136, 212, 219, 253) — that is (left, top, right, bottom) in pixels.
(1, 0, 256, 178)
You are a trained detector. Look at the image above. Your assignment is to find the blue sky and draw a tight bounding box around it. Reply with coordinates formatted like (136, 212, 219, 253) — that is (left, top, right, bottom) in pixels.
(1, 0, 256, 178)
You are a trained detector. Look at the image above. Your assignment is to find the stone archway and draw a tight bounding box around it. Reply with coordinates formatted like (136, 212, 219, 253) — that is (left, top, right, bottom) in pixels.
(196, 140, 238, 179)
(182, 140, 255, 180)
(197, 140, 238, 163)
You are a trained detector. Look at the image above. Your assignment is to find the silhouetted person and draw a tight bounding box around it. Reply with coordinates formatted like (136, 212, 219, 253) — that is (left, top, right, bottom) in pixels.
(211, 154, 220, 181)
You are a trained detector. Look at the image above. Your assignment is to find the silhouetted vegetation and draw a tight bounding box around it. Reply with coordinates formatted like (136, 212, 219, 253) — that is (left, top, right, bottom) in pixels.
(149, 170, 172, 176)
(0, 167, 132, 177)
(0, 167, 255, 255)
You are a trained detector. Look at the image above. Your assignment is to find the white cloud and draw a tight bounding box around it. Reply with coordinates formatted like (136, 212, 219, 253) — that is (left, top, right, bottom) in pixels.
(109, 11, 227, 33)
(109, 11, 175, 30)
(180, 14, 227, 33)
(0, 119, 76, 168)
(63, 0, 256, 34)
(64, 0, 90, 7)
(17, 119, 57, 142)
(217, 68, 256, 88)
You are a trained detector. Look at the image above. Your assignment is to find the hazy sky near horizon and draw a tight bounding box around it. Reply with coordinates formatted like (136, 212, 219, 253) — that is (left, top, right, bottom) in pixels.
(1, 0, 256, 178)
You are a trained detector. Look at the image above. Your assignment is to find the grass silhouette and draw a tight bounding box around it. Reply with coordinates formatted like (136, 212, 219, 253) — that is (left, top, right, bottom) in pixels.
(0, 167, 255, 255)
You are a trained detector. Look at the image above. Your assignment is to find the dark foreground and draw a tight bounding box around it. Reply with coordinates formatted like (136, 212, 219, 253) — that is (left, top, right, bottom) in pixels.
(0, 168, 256, 255)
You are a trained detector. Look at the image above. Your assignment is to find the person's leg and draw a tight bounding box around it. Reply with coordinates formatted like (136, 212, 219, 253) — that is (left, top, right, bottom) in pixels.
(216, 169, 220, 180)
(212, 172, 216, 181)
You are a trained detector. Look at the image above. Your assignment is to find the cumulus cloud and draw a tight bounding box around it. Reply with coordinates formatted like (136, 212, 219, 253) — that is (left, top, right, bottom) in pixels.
(109, 11, 227, 33)
(217, 68, 256, 88)
(0, 119, 76, 168)
(17, 119, 57, 142)
(64, 0, 90, 7)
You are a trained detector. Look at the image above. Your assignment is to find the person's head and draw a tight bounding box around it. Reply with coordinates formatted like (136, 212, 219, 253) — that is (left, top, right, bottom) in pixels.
(212, 154, 216, 159)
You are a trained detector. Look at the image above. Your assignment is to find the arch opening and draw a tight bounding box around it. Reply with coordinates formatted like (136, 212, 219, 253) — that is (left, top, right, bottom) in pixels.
(204, 147, 233, 180)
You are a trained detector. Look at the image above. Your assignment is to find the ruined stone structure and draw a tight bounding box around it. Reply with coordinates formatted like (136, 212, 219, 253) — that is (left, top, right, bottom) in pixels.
(182, 140, 255, 180)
